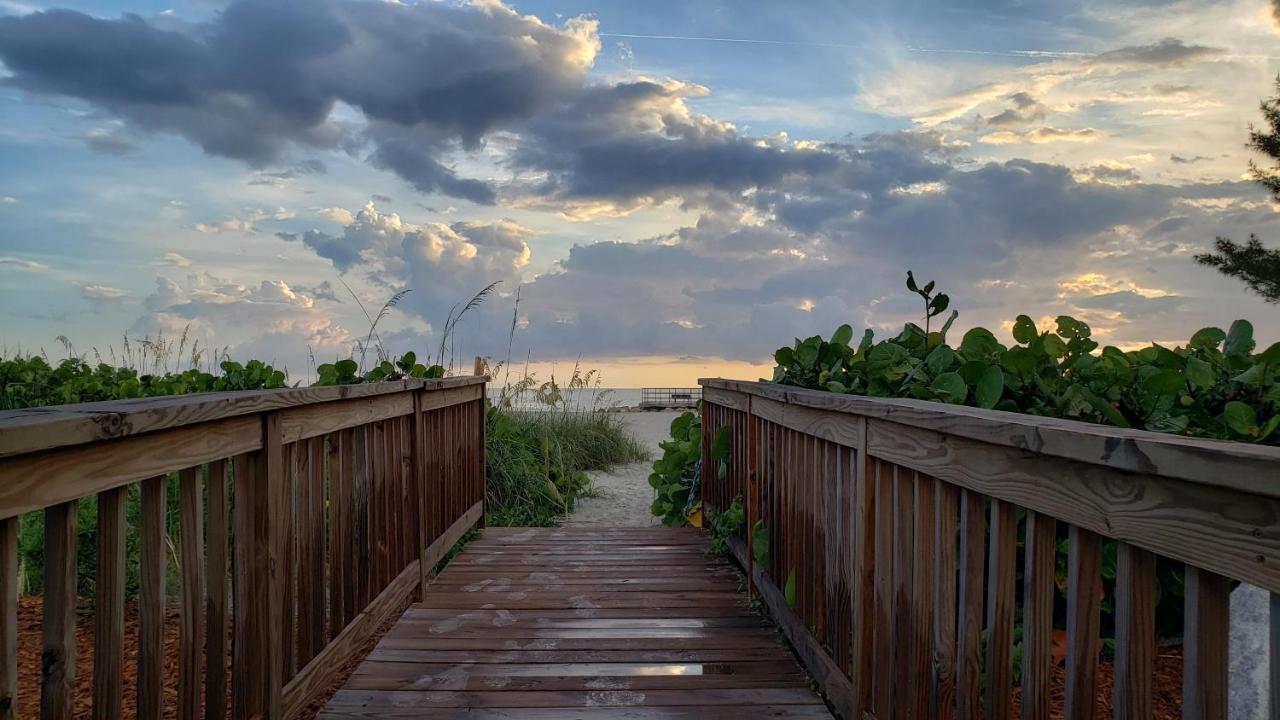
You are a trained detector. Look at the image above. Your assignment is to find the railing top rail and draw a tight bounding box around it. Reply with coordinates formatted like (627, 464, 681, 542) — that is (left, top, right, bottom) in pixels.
(700, 377, 1280, 497)
(0, 375, 486, 458)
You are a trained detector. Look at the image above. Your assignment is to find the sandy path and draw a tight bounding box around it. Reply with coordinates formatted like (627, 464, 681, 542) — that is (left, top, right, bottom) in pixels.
(564, 410, 683, 528)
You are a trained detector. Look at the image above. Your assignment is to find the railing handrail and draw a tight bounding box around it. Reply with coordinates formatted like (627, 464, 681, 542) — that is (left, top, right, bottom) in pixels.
(701, 377, 1280, 497)
(0, 375, 486, 458)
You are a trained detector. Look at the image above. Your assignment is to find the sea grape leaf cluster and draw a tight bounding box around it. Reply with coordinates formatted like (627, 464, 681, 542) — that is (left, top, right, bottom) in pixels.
(773, 315, 1279, 445)
(649, 411, 730, 526)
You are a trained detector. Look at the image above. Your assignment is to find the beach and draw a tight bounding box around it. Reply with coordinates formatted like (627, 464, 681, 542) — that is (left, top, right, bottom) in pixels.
(563, 409, 683, 527)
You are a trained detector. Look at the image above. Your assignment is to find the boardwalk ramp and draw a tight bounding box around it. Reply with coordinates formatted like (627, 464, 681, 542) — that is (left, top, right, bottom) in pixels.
(320, 526, 833, 718)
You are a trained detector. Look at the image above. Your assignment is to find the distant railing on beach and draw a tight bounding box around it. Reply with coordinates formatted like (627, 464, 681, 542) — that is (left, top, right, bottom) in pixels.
(639, 387, 701, 410)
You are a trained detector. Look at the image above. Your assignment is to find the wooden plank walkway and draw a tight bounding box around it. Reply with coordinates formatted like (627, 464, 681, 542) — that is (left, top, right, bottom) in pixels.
(320, 526, 834, 719)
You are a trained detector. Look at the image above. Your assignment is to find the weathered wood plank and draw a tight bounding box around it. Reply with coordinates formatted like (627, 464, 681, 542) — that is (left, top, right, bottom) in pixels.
(1065, 526, 1102, 720)
(984, 498, 1016, 720)
(92, 486, 127, 720)
(0, 416, 259, 520)
(0, 516, 15, 720)
(699, 379, 1280, 494)
(40, 501, 77, 720)
(751, 396, 863, 448)
(179, 466, 205, 720)
(1114, 543, 1156, 720)
(206, 459, 230, 720)
(279, 393, 413, 444)
(1021, 511, 1056, 720)
(955, 489, 985, 720)
(1183, 567, 1228, 719)
(138, 476, 166, 720)
(933, 480, 959, 720)
(0, 378, 482, 458)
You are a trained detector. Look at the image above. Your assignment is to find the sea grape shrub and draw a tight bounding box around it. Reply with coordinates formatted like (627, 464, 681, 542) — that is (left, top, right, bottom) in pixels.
(773, 316, 1279, 445)
(649, 411, 730, 526)
(314, 352, 445, 386)
(0, 356, 287, 409)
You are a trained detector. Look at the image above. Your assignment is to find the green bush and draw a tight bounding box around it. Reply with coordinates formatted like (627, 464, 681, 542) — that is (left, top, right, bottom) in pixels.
(649, 411, 730, 526)
(772, 281, 1278, 445)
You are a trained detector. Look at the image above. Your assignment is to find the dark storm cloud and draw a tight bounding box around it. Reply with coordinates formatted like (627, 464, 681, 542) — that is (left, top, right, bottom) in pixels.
(276, 229, 365, 272)
(0, 0, 597, 200)
(509, 80, 841, 206)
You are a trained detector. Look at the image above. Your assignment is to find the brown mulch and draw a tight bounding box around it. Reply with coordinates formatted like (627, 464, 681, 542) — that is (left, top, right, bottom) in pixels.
(1011, 630, 1184, 719)
(14, 593, 411, 719)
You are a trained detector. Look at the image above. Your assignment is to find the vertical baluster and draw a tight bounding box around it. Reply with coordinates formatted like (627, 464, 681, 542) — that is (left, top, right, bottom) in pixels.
(307, 437, 325, 656)
(1114, 542, 1156, 720)
(911, 472, 936, 718)
(0, 515, 15, 720)
(892, 465, 914, 716)
(933, 481, 959, 720)
(41, 500, 77, 720)
(955, 489, 985, 720)
(850, 422, 874, 719)
(232, 455, 253, 718)
(871, 459, 895, 718)
(93, 486, 127, 720)
(179, 466, 205, 720)
(984, 498, 1016, 720)
(1021, 511, 1056, 720)
(137, 476, 164, 719)
(353, 427, 370, 611)
(1183, 566, 1228, 719)
(1065, 526, 1102, 720)
(279, 445, 296, 677)
(207, 459, 230, 720)
(329, 434, 346, 637)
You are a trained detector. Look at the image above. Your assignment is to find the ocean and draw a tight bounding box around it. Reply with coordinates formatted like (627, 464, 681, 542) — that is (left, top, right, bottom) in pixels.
(490, 387, 645, 411)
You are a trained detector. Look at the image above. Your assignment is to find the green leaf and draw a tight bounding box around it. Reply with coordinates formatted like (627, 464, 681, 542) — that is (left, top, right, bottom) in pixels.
(974, 365, 1004, 409)
(831, 324, 854, 347)
(931, 372, 967, 403)
(1042, 334, 1068, 359)
(1225, 319, 1256, 357)
(670, 412, 694, 440)
(1143, 370, 1184, 397)
(1224, 401, 1258, 436)
(958, 360, 988, 386)
(795, 340, 820, 368)
(1259, 415, 1280, 441)
(959, 327, 1001, 361)
(784, 569, 797, 608)
(905, 271, 919, 293)
(774, 346, 795, 366)
(925, 345, 955, 377)
(711, 426, 732, 462)
(1012, 315, 1038, 344)
(752, 521, 770, 566)
(1184, 357, 1216, 389)
(1260, 341, 1280, 365)
(1232, 363, 1269, 388)
(1188, 327, 1226, 350)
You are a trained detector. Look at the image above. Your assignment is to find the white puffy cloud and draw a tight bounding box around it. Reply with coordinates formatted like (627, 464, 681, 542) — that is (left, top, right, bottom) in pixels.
(80, 284, 129, 301)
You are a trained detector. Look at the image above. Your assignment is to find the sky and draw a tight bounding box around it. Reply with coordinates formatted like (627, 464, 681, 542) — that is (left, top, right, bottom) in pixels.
(2, 0, 1280, 387)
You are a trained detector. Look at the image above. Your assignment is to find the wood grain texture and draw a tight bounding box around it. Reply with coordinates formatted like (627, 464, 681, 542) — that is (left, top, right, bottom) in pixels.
(0, 415, 259, 520)
(933, 481, 959, 720)
(1065, 526, 1102, 720)
(179, 466, 205, 720)
(231, 454, 254, 719)
(321, 527, 833, 719)
(0, 516, 14, 720)
(699, 378, 1280, 495)
(92, 486, 127, 720)
(1114, 543, 1156, 720)
(279, 393, 413, 444)
(864, 418, 1280, 595)
(750, 396, 863, 448)
(1183, 567, 1228, 719)
(41, 501, 77, 720)
(0, 378, 483, 458)
(984, 499, 1017, 720)
(138, 476, 166, 720)
(206, 459, 230, 720)
(955, 489, 985, 720)
(1021, 511, 1056, 720)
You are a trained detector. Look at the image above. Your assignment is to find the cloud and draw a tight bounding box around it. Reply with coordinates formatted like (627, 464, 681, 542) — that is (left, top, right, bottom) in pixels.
(194, 207, 294, 233)
(0, 196, 15, 204)
(0, 256, 48, 271)
(80, 284, 129, 301)
(84, 126, 141, 156)
(979, 127, 1101, 145)
(0, 0, 599, 201)
(1090, 38, 1220, 68)
(508, 79, 841, 212)
(157, 252, 192, 267)
(133, 273, 354, 370)
(1170, 153, 1211, 164)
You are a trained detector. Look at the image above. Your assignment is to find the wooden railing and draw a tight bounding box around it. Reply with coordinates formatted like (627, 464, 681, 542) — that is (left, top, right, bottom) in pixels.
(700, 378, 1280, 720)
(0, 376, 487, 719)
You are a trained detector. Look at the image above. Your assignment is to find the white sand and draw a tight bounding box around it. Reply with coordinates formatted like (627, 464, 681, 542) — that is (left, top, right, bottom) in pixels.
(563, 410, 684, 527)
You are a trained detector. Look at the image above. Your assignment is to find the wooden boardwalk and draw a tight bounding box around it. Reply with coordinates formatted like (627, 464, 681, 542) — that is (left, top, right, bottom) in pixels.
(319, 526, 834, 719)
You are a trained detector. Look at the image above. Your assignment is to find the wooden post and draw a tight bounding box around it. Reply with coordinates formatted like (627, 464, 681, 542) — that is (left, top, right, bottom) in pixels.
(473, 356, 485, 377)
(250, 412, 285, 718)
(745, 395, 756, 596)
(413, 390, 429, 597)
